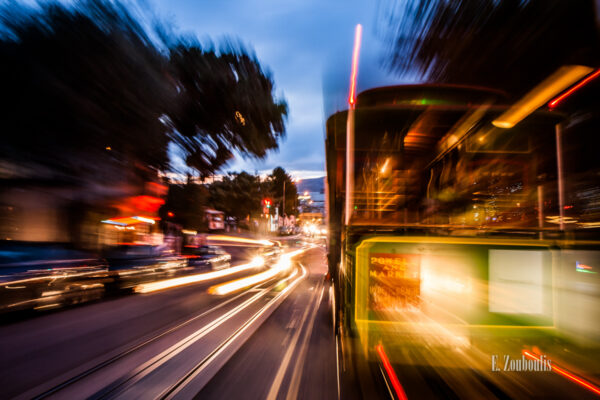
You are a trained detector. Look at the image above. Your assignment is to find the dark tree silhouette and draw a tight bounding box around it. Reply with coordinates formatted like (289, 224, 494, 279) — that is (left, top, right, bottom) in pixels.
(208, 172, 269, 221)
(378, 0, 600, 98)
(269, 167, 298, 216)
(0, 0, 288, 183)
(0, 0, 171, 185)
(167, 40, 288, 176)
(200, 166, 298, 225)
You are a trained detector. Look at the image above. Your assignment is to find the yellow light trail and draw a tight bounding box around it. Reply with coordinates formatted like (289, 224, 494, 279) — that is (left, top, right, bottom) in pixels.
(133, 256, 265, 294)
(207, 235, 273, 247)
(492, 65, 592, 129)
(208, 248, 311, 295)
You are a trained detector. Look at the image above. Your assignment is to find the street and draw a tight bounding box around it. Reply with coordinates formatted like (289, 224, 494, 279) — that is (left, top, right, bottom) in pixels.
(0, 245, 337, 400)
(198, 246, 337, 400)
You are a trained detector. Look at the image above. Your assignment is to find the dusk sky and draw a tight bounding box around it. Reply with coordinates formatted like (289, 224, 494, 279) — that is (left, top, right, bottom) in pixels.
(152, 0, 407, 179)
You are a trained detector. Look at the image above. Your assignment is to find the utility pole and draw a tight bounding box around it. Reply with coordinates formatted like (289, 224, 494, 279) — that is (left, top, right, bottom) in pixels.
(283, 180, 286, 218)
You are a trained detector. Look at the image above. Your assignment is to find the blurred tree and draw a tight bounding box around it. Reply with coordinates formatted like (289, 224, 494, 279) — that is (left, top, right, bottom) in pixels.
(0, 0, 288, 182)
(166, 41, 288, 176)
(378, 0, 600, 98)
(0, 0, 171, 186)
(0, 0, 288, 244)
(269, 167, 298, 216)
(160, 177, 209, 231)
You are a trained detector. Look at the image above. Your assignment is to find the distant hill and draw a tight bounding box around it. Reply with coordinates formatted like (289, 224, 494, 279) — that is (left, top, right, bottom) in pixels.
(296, 177, 325, 194)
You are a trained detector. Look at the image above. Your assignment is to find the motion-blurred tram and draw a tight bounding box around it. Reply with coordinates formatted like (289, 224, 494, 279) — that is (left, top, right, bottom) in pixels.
(325, 81, 600, 398)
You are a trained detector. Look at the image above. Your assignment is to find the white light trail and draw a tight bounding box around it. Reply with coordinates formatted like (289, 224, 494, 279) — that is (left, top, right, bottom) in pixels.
(208, 248, 311, 295)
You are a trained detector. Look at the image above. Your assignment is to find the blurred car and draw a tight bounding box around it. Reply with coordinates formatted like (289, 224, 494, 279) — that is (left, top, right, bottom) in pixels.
(258, 242, 281, 263)
(183, 245, 231, 270)
(278, 226, 293, 236)
(0, 241, 109, 313)
(102, 243, 186, 290)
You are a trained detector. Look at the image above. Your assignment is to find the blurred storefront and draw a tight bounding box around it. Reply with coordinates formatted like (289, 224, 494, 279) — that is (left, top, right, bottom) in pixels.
(99, 182, 167, 247)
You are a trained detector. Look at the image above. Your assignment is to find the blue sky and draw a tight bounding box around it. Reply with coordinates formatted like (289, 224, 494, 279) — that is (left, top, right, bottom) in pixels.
(152, 0, 405, 179)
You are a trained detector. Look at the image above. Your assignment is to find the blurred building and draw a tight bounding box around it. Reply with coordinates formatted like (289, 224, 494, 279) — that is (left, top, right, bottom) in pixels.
(99, 182, 167, 247)
(298, 190, 325, 226)
(0, 161, 167, 250)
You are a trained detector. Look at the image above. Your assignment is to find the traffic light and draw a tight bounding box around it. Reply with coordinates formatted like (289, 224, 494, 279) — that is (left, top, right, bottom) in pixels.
(262, 198, 271, 215)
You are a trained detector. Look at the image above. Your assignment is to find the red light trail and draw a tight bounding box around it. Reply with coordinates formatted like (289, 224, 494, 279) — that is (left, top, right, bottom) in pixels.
(549, 68, 600, 108)
(376, 343, 408, 400)
(522, 349, 600, 396)
(348, 24, 362, 107)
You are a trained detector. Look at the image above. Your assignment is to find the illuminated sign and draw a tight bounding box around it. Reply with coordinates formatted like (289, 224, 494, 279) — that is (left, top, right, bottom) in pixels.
(368, 253, 420, 313)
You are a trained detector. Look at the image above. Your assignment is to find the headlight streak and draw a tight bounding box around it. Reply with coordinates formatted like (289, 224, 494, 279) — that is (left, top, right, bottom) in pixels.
(208, 248, 310, 296)
(1, 268, 108, 285)
(19, 248, 313, 398)
(41, 290, 64, 297)
(33, 303, 61, 310)
(206, 235, 273, 247)
(133, 256, 265, 294)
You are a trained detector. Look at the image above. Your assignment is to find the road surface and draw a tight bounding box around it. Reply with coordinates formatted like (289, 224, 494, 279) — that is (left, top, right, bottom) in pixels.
(0, 245, 337, 400)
